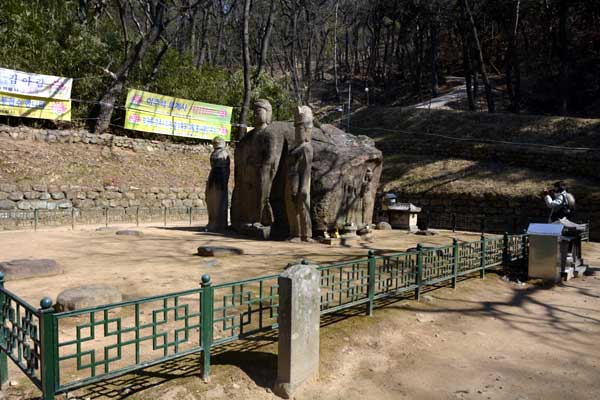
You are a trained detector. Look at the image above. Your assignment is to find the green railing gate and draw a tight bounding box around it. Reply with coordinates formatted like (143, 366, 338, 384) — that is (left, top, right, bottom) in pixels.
(0, 234, 529, 399)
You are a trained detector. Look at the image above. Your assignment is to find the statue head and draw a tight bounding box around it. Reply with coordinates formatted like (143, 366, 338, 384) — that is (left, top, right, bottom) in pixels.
(212, 136, 226, 150)
(293, 105, 313, 144)
(253, 99, 272, 128)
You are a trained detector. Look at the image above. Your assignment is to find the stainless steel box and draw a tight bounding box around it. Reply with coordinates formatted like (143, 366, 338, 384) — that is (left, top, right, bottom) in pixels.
(527, 224, 563, 282)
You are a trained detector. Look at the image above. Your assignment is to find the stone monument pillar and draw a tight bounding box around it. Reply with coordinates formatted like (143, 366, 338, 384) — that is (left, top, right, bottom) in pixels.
(274, 261, 320, 398)
(205, 136, 230, 232)
(285, 106, 314, 242)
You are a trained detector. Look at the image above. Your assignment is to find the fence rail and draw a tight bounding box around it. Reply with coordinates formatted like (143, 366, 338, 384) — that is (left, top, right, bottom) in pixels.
(0, 207, 207, 231)
(0, 233, 529, 399)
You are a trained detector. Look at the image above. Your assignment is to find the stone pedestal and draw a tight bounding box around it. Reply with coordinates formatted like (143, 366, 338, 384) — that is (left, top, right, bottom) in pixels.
(274, 262, 320, 398)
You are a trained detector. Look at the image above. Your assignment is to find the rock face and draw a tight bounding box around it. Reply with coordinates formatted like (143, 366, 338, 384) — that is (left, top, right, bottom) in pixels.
(56, 284, 123, 312)
(0, 259, 63, 281)
(231, 121, 382, 239)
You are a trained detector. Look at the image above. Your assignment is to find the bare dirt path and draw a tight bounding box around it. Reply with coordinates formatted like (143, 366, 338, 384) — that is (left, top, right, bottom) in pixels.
(1, 227, 598, 400)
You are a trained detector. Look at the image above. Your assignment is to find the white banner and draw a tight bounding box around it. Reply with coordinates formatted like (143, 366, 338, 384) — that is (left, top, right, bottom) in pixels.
(0, 67, 72, 100)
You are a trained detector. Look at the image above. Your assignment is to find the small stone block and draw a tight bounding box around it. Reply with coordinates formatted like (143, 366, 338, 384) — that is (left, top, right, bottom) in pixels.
(56, 285, 123, 312)
(197, 246, 244, 257)
(0, 259, 63, 281)
(116, 230, 143, 236)
(375, 222, 392, 230)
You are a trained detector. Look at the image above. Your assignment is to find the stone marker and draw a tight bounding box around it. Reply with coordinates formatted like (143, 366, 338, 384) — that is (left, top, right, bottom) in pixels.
(375, 221, 392, 230)
(116, 229, 143, 236)
(205, 136, 230, 233)
(274, 261, 320, 398)
(56, 284, 123, 312)
(0, 259, 63, 281)
(197, 246, 244, 257)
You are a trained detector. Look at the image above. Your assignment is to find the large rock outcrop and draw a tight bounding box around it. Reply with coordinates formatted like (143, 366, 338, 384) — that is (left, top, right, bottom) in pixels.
(231, 121, 382, 238)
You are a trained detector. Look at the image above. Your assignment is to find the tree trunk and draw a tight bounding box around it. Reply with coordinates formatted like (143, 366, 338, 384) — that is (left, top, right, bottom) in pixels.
(254, 0, 276, 81)
(505, 0, 521, 113)
(239, 0, 252, 138)
(558, 0, 569, 115)
(93, 4, 166, 133)
(461, 0, 495, 113)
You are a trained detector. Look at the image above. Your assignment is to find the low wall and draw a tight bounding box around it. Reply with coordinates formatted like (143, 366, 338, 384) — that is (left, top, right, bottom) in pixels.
(391, 191, 599, 241)
(0, 125, 212, 154)
(0, 183, 206, 211)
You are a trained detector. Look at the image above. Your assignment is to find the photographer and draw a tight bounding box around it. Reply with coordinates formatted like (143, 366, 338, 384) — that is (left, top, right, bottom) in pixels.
(543, 181, 576, 222)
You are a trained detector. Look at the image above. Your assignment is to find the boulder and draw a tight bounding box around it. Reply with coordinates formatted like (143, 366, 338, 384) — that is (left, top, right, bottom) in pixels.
(197, 246, 244, 257)
(231, 121, 382, 239)
(0, 259, 63, 281)
(56, 285, 123, 312)
(376, 222, 392, 230)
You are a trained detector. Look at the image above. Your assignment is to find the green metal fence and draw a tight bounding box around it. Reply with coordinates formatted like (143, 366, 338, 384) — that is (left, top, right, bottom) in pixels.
(0, 233, 529, 399)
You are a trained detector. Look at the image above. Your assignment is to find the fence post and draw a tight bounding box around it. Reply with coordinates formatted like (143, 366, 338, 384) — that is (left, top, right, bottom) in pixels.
(39, 297, 56, 400)
(71, 208, 75, 230)
(366, 250, 376, 316)
(136, 207, 140, 227)
(200, 274, 214, 381)
(0, 272, 8, 388)
(452, 213, 457, 232)
(105, 207, 108, 228)
(452, 239, 459, 289)
(189, 207, 193, 226)
(480, 217, 486, 234)
(163, 207, 167, 227)
(480, 234, 486, 279)
(415, 244, 423, 301)
(34, 208, 39, 232)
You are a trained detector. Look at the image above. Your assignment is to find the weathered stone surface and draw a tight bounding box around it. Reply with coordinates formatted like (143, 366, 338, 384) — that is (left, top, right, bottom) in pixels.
(56, 285, 123, 312)
(231, 118, 382, 239)
(116, 230, 143, 236)
(376, 221, 392, 230)
(0, 259, 63, 281)
(0, 200, 16, 209)
(274, 263, 320, 398)
(205, 137, 230, 233)
(197, 246, 244, 257)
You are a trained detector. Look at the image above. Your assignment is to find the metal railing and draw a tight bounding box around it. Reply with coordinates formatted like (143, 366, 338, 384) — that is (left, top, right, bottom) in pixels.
(0, 207, 207, 231)
(0, 233, 529, 399)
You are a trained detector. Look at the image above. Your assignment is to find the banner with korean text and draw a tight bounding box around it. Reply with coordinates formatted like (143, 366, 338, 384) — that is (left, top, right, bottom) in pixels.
(0, 67, 72, 121)
(124, 89, 232, 141)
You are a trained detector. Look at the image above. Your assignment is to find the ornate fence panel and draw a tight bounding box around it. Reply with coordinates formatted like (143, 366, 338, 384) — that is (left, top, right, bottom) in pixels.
(211, 275, 279, 346)
(484, 236, 505, 267)
(53, 288, 205, 394)
(318, 259, 371, 314)
(0, 278, 42, 389)
(422, 246, 455, 285)
(372, 252, 419, 300)
(457, 240, 483, 276)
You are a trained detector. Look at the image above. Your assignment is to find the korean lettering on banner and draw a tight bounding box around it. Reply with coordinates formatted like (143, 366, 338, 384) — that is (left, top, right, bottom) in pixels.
(124, 109, 232, 141)
(0, 94, 71, 121)
(0, 67, 72, 121)
(125, 89, 232, 139)
(0, 67, 72, 100)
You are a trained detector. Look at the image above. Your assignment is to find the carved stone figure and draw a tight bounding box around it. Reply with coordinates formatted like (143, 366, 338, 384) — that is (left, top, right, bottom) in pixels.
(231, 106, 382, 240)
(285, 106, 314, 242)
(205, 136, 230, 232)
(230, 99, 284, 238)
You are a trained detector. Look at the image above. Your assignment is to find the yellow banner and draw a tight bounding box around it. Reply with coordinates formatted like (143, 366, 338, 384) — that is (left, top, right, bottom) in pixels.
(125, 89, 233, 124)
(0, 93, 71, 121)
(124, 109, 231, 141)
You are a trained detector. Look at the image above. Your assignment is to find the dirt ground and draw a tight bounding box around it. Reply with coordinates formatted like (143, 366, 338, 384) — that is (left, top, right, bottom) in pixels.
(1, 225, 599, 400)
